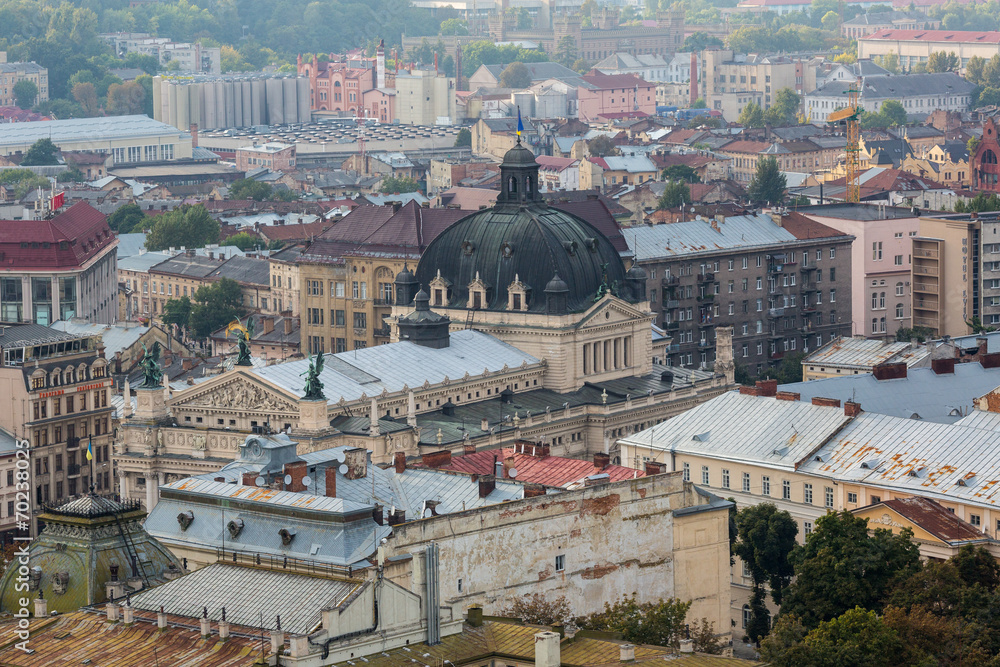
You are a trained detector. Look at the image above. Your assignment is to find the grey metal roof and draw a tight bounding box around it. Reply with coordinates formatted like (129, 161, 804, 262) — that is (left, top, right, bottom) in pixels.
(0, 428, 17, 456)
(117, 250, 177, 272)
(955, 409, 1000, 431)
(252, 330, 539, 405)
(948, 330, 1000, 354)
(0, 115, 188, 148)
(0, 323, 84, 349)
(810, 73, 976, 100)
(800, 412, 1000, 509)
(116, 233, 148, 258)
(803, 335, 929, 369)
(619, 391, 851, 471)
(781, 363, 1000, 423)
(208, 255, 270, 286)
(129, 563, 361, 635)
(626, 214, 798, 261)
(50, 320, 149, 359)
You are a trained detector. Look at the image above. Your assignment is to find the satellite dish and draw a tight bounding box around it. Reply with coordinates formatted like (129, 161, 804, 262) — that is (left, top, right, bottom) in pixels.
(254, 476, 266, 487)
(301, 475, 312, 487)
(437, 503, 450, 515)
(333, 452, 345, 464)
(339, 464, 349, 475)
(284, 474, 292, 485)
(509, 469, 518, 479)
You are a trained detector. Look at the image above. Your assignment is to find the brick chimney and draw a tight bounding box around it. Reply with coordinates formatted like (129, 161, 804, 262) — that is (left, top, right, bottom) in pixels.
(241, 472, 257, 486)
(478, 473, 496, 498)
(978, 336, 989, 357)
(931, 357, 956, 374)
(594, 452, 611, 470)
(844, 401, 862, 417)
(812, 397, 841, 407)
(421, 450, 452, 468)
(394, 451, 406, 474)
(739, 386, 759, 396)
(463, 441, 476, 455)
(644, 461, 667, 475)
(262, 316, 275, 335)
(776, 391, 800, 401)
(344, 447, 367, 480)
(755, 379, 777, 397)
(324, 465, 336, 498)
(189, 123, 198, 147)
(873, 362, 907, 380)
(387, 508, 406, 526)
(284, 460, 307, 492)
(982, 352, 1000, 369)
(284, 318, 294, 335)
(523, 483, 546, 497)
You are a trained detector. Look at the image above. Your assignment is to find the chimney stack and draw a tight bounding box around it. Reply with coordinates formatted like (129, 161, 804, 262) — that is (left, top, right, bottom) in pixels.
(932, 357, 956, 374)
(463, 440, 476, 455)
(157, 606, 167, 630)
(394, 451, 406, 474)
(644, 461, 667, 475)
(479, 473, 496, 498)
(811, 397, 841, 408)
(262, 316, 275, 334)
(387, 508, 406, 526)
(344, 447, 367, 480)
(620, 644, 636, 662)
(421, 450, 452, 468)
(755, 379, 777, 397)
(593, 452, 611, 470)
(325, 465, 337, 498)
(284, 460, 307, 492)
(844, 401, 862, 417)
(33, 592, 47, 618)
(534, 631, 561, 667)
(242, 471, 257, 486)
(284, 318, 294, 335)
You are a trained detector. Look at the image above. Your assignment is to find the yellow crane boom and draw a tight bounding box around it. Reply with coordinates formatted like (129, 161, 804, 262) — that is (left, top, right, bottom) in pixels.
(826, 80, 861, 204)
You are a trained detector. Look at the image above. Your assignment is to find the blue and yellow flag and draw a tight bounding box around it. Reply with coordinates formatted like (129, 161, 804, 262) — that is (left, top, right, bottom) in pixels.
(517, 107, 523, 137)
(86, 436, 93, 461)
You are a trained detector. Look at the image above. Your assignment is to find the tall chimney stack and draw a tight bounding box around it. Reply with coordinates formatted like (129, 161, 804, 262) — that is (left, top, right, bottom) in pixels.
(689, 52, 698, 107)
(376, 39, 386, 89)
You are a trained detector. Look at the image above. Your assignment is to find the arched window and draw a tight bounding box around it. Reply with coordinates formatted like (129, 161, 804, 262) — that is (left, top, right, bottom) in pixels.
(871, 292, 878, 310)
(896, 303, 904, 318)
(895, 281, 904, 296)
(984, 149, 998, 165)
(879, 292, 885, 309)
(872, 318, 878, 333)
(508, 176, 517, 194)
(880, 317, 886, 333)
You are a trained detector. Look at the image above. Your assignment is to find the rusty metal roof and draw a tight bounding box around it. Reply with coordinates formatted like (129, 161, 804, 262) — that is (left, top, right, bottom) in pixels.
(0, 610, 262, 666)
(803, 335, 928, 369)
(865, 496, 989, 545)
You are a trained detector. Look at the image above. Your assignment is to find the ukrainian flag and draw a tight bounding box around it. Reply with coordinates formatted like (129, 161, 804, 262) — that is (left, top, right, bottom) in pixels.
(86, 436, 93, 461)
(517, 107, 523, 137)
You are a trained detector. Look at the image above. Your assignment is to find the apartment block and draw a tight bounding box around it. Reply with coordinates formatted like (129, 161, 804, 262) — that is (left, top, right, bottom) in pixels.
(629, 212, 854, 374)
(699, 50, 816, 113)
(0, 61, 48, 107)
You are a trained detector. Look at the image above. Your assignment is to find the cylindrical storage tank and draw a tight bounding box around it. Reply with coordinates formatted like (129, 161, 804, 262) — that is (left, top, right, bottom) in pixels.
(166, 83, 178, 130)
(187, 83, 201, 129)
(250, 79, 265, 126)
(214, 80, 225, 130)
(297, 77, 311, 123)
(266, 78, 284, 125)
(152, 76, 163, 122)
(203, 80, 217, 129)
(282, 78, 296, 125)
(232, 80, 243, 127)
(224, 81, 236, 128)
(242, 81, 252, 127)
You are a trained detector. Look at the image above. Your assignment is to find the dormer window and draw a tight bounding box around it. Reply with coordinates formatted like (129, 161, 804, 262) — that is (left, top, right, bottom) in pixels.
(508, 275, 530, 312)
(430, 270, 451, 307)
(467, 272, 489, 310)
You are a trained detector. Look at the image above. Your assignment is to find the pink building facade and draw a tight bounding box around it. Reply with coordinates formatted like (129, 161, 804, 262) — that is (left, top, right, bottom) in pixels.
(236, 143, 296, 172)
(577, 72, 655, 122)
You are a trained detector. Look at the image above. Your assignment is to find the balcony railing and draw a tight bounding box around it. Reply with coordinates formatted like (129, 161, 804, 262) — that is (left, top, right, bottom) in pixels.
(373, 326, 391, 337)
(768, 307, 785, 318)
(697, 273, 715, 283)
(66, 437, 80, 449)
(661, 276, 679, 287)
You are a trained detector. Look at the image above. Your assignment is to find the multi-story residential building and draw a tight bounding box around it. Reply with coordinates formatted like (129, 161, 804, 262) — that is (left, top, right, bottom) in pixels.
(144, 251, 224, 319)
(267, 245, 302, 316)
(297, 202, 468, 353)
(101, 33, 221, 74)
(0, 61, 48, 107)
(0, 323, 115, 533)
(858, 29, 1000, 68)
(118, 250, 178, 320)
(581, 154, 658, 191)
(536, 155, 580, 192)
(577, 72, 656, 123)
(0, 431, 18, 543)
(0, 202, 118, 326)
(593, 52, 699, 84)
(805, 72, 975, 123)
(760, 137, 847, 175)
(796, 204, 921, 337)
(717, 140, 771, 183)
(699, 50, 817, 112)
(841, 11, 939, 39)
(902, 140, 970, 189)
(235, 142, 296, 172)
(629, 212, 854, 373)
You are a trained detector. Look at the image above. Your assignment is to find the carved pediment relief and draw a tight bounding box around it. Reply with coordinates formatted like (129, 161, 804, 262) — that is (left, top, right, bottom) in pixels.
(180, 378, 297, 413)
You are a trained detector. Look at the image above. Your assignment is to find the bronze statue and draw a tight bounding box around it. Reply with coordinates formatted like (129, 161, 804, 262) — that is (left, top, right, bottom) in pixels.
(301, 353, 326, 401)
(138, 342, 162, 388)
(226, 318, 255, 366)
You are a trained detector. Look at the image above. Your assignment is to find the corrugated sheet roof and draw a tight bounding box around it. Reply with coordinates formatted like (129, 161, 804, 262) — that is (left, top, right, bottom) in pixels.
(804, 335, 929, 368)
(130, 563, 360, 635)
(433, 444, 642, 488)
(620, 391, 851, 470)
(627, 214, 798, 261)
(871, 496, 988, 544)
(781, 364, 1000, 423)
(51, 320, 149, 358)
(955, 409, 1000, 431)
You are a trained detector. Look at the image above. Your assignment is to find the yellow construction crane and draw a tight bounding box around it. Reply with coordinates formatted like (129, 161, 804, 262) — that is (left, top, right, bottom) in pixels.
(827, 80, 861, 203)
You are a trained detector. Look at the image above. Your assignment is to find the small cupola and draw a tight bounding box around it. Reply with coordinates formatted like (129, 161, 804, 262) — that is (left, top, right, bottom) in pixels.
(397, 287, 451, 349)
(394, 264, 419, 306)
(544, 272, 569, 315)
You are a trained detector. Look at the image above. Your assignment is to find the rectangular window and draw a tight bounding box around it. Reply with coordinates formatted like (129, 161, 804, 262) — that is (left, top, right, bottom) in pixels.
(830, 289, 836, 303)
(804, 521, 813, 536)
(830, 248, 836, 259)
(335, 282, 346, 297)
(555, 554, 565, 572)
(353, 312, 367, 329)
(782, 480, 790, 499)
(701, 466, 709, 485)
(335, 310, 345, 326)
(825, 486, 834, 508)
(722, 469, 730, 489)
(847, 492, 858, 504)
(894, 255, 903, 266)
(970, 514, 981, 527)
(762, 476, 770, 496)
(682, 462, 690, 482)
(742, 472, 751, 493)
(804, 483, 813, 504)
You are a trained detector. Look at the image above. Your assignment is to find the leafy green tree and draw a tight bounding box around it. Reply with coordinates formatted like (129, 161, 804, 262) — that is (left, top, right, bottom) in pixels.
(769, 607, 903, 667)
(687, 115, 721, 128)
(820, 9, 839, 31)
(145, 205, 220, 251)
(189, 278, 246, 339)
(587, 135, 619, 157)
(107, 203, 147, 233)
(454, 128, 471, 147)
(748, 156, 787, 205)
(13, 80, 38, 109)
(161, 296, 192, 329)
(0, 168, 50, 199)
(968, 136, 981, 154)
(955, 192, 1000, 213)
(682, 32, 723, 51)
(927, 50, 960, 72)
(72, 82, 100, 117)
(499, 593, 571, 625)
(221, 232, 262, 251)
(379, 176, 420, 193)
(499, 61, 531, 89)
(760, 351, 806, 384)
(967, 55, 987, 85)
(766, 88, 801, 126)
(738, 101, 765, 128)
(952, 544, 1000, 590)
(690, 97, 707, 109)
(734, 504, 798, 640)
(555, 35, 577, 68)
(657, 180, 691, 209)
(439, 18, 468, 35)
(781, 511, 921, 628)
(966, 315, 997, 333)
(576, 594, 691, 648)
(895, 325, 935, 342)
(879, 100, 907, 126)
(56, 167, 85, 183)
(21, 138, 60, 166)
(106, 80, 145, 115)
(229, 178, 274, 201)
(662, 164, 701, 183)
(874, 51, 900, 74)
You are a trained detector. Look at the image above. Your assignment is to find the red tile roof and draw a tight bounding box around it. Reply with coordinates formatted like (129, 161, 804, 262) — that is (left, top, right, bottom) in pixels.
(780, 211, 851, 240)
(423, 444, 644, 488)
(581, 72, 654, 90)
(535, 155, 579, 172)
(719, 140, 771, 154)
(865, 28, 1000, 42)
(0, 201, 115, 270)
(259, 219, 331, 242)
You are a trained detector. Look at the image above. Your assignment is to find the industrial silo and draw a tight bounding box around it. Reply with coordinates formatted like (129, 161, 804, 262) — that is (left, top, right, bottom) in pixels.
(511, 91, 534, 118)
(297, 77, 311, 122)
(203, 80, 217, 129)
(213, 80, 226, 130)
(166, 83, 178, 130)
(266, 78, 284, 125)
(241, 81, 252, 127)
(152, 76, 163, 122)
(250, 79, 265, 126)
(187, 82, 201, 129)
(282, 78, 296, 124)
(223, 80, 234, 128)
